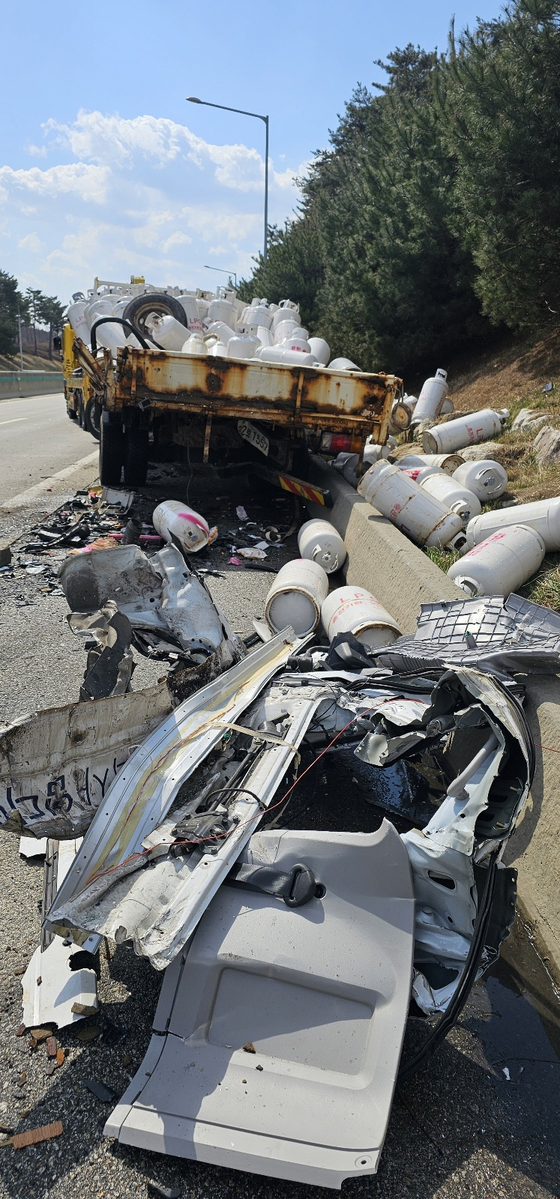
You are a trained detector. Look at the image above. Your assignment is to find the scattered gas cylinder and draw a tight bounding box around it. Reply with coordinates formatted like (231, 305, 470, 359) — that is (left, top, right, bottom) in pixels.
(449, 525, 546, 596)
(265, 560, 329, 636)
(466, 495, 560, 552)
(358, 460, 464, 548)
(152, 501, 211, 553)
(424, 409, 509, 454)
(321, 586, 401, 650)
(412, 369, 449, 424)
(298, 519, 347, 574)
(307, 337, 330, 365)
(419, 472, 481, 525)
(398, 453, 466, 474)
(452, 459, 508, 501)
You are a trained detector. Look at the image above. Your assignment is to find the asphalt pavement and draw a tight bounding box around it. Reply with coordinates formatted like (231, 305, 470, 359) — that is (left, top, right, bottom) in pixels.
(0, 422, 558, 1199)
(0, 392, 96, 507)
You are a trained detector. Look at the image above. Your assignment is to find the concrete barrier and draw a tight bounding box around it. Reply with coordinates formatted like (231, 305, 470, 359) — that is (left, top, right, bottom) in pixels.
(309, 456, 560, 982)
(0, 372, 64, 399)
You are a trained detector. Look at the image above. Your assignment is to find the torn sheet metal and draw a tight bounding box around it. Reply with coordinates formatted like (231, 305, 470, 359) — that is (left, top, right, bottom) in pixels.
(0, 681, 173, 839)
(375, 593, 560, 674)
(22, 839, 99, 1029)
(19, 836, 47, 858)
(106, 823, 415, 1189)
(68, 601, 134, 700)
(60, 544, 244, 666)
(47, 629, 309, 964)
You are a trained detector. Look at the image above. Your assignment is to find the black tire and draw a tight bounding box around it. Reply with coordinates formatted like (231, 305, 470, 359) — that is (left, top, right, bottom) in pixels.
(99, 413, 124, 486)
(122, 292, 188, 340)
(84, 398, 102, 441)
(77, 395, 85, 428)
(123, 425, 149, 487)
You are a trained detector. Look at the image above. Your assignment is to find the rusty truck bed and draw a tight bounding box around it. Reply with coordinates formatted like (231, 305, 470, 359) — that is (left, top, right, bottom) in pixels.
(76, 343, 400, 441)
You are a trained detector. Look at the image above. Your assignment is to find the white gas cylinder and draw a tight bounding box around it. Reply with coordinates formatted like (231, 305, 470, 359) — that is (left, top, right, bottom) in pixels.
(272, 301, 300, 329)
(207, 298, 237, 327)
(449, 525, 546, 597)
(284, 335, 312, 353)
(363, 437, 396, 466)
(67, 301, 91, 343)
(465, 495, 560, 553)
(412, 368, 449, 424)
(210, 340, 229, 357)
(398, 453, 465, 474)
(197, 299, 209, 321)
(177, 295, 204, 332)
(246, 303, 272, 329)
(265, 559, 328, 636)
(273, 319, 299, 344)
(256, 346, 317, 367)
(424, 409, 509, 454)
(441, 398, 454, 415)
(419, 472, 481, 524)
(328, 357, 362, 371)
(182, 334, 208, 356)
(146, 314, 190, 351)
(307, 337, 330, 366)
(452, 459, 508, 501)
(358, 460, 465, 548)
(298, 518, 347, 574)
(400, 465, 445, 485)
(205, 320, 236, 344)
(389, 401, 413, 434)
(152, 501, 210, 553)
(227, 333, 259, 360)
(83, 297, 115, 329)
(321, 586, 401, 650)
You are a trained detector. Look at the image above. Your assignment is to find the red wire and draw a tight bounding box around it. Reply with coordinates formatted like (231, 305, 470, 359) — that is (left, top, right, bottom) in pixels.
(86, 705, 378, 885)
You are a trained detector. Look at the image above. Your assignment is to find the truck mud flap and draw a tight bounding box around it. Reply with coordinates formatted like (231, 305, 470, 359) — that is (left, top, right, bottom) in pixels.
(250, 462, 333, 507)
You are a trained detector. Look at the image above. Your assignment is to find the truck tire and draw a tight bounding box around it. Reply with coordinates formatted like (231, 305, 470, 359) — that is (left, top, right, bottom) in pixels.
(122, 293, 188, 340)
(100, 413, 124, 486)
(123, 425, 149, 487)
(84, 398, 102, 440)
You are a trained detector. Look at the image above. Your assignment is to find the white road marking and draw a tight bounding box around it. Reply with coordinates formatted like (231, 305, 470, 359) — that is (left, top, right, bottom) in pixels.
(0, 450, 98, 511)
(0, 417, 28, 426)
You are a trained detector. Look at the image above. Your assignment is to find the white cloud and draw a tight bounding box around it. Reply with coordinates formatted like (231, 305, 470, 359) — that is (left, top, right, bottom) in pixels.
(0, 162, 110, 204)
(162, 231, 192, 252)
(17, 232, 43, 252)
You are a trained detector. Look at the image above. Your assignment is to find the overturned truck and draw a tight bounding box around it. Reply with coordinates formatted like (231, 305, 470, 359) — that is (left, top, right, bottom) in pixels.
(0, 577, 546, 1189)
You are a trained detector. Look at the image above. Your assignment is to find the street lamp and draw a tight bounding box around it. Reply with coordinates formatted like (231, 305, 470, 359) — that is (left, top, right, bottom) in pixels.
(204, 264, 238, 288)
(186, 96, 269, 260)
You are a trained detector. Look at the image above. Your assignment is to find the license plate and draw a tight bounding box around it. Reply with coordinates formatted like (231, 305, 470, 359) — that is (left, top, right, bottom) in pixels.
(237, 420, 269, 457)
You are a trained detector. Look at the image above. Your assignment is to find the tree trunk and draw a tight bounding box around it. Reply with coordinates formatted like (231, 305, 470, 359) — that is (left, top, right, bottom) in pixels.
(48, 323, 53, 360)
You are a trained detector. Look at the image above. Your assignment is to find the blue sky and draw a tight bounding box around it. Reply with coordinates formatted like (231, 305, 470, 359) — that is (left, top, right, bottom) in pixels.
(0, 0, 505, 304)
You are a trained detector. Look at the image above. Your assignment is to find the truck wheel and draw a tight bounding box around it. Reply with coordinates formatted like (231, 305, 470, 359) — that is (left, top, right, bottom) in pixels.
(122, 293, 188, 340)
(84, 399, 102, 441)
(123, 426, 149, 487)
(100, 413, 124, 486)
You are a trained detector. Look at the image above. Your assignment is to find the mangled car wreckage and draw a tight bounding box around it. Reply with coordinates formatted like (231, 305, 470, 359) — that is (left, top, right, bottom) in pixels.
(1, 578, 547, 1189)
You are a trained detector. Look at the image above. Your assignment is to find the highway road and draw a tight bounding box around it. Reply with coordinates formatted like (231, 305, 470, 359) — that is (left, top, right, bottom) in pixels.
(0, 391, 96, 505)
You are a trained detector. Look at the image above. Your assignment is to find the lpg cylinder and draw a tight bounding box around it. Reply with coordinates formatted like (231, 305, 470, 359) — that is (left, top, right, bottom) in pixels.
(363, 436, 397, 466)
(321, 586, 401, 650)
(206, 320, 236, 345)
(298, 519, 347, 574)
(152, 501, 210, 553)
(272, 301, 300, 330)
(256, 346, 317, 367)
(67, 300, 91, 344)
(358, 460, 464, 548)
(182, 334, 208, 356)
(400, 465, 446, 485)
(210, 340, 229, 357)
(245, 303, 272, 329)
(328, 357, 362, 372)
(284, 334, 312, 354)
(424, 409, 509, 454)
(273, 319, 299, 344)
(452, 459, 508, 501)
(265, 559, 329, 636)
(388, 400, 413, 435)
(177, 295, 204, 333)
(399, 453, 466, 474)
(419, 472, 481, 525)
(308, 337, 330, 366)
(207, 297, 237, 327)
(465, 496, 560, 553)
(412, 368, 449, 424)
(226, 333, 259, 360)
(146, 314, 190, 351)
(448, 525, 546, 596)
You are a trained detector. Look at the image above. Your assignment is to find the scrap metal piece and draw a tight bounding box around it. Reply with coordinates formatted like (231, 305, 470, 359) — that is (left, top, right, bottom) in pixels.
(22, 838, 99, 1030)
(105, 823, 415, 1189)
(47, 629, 309, 966)
(60, 544, 244, 667)
(19, 837, 47, 859)
(0, 681, 174, 839)
(68, 602, 134, 700)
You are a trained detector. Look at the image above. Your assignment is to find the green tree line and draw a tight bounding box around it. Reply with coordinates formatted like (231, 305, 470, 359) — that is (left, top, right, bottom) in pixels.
(0, 271, 65, 359)
(238, 0, 560, 378)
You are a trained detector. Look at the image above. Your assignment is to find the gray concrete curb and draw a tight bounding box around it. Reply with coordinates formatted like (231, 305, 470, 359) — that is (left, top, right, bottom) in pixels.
(309, 456, 560, 984)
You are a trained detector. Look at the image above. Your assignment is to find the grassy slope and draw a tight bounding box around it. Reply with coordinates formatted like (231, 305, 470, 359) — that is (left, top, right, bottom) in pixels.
(409, 329, 560, 610)
(0, 351, 62, 372)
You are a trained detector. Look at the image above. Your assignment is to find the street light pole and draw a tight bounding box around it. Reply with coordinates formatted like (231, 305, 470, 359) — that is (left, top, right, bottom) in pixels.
(204, 265, 238, 288)
(187, 96, 269, 260)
